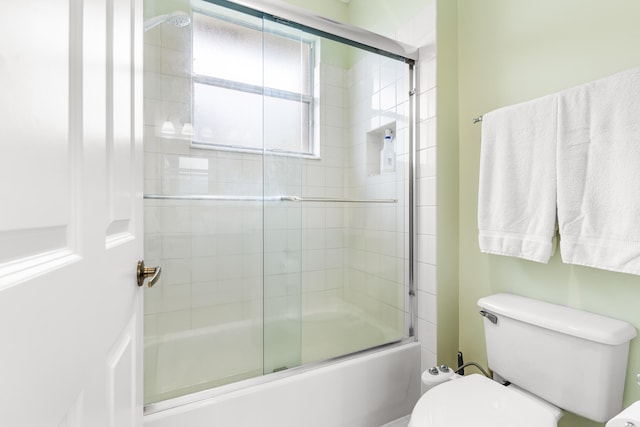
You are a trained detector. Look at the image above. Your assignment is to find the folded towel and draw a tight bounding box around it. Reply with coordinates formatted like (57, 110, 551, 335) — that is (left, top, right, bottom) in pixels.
(557, 67, 640, 275)
(478, 94, 558, 263)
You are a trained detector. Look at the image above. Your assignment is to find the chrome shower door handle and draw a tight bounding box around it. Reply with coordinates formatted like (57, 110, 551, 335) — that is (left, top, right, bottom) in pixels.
(137, 260, 161, 287)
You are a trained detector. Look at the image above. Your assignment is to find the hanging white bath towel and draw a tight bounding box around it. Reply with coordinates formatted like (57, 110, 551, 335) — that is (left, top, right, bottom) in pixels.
(478, 94, 558, 263)
(557, 67, 640, 275)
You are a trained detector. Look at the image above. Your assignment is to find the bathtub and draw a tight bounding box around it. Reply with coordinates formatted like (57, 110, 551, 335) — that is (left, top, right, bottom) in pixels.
(144, 304, 420, 427)
(145, 341, 420, 427)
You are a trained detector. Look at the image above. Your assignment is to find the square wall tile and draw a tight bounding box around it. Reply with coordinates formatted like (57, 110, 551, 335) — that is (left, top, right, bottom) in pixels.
(418, 176, 436, 206)
(417, 262, 436, 294)
(417, 318, 437, 354)
(417, 290, 437, 324)
(417, 234, 436, 265)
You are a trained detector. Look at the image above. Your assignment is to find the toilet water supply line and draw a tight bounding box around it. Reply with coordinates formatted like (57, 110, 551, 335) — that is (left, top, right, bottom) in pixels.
(453, 362, 491, 378)
(454, 351, 491, 378)
(429, 361, 491, 378)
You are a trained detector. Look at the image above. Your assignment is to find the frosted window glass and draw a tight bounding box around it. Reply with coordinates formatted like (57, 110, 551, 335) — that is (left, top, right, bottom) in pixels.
(193, 13, 263, 86)
(193, 83, 263, 148)
(193, 13, 312, 95)
(264, 32, 311, 95)
(264, 97, 310, 153)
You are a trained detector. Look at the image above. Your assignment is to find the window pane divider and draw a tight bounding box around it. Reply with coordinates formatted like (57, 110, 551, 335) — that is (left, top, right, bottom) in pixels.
(193, 74, 312, 103)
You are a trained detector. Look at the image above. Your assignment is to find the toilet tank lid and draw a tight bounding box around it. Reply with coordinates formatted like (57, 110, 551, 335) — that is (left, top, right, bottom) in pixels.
(478, 293, 637, 346)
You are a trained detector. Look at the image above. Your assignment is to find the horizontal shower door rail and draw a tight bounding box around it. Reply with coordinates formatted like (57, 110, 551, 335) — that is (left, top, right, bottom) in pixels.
(144, 194, 398, 203)
(144, 194, 278, 202)
(280, 196, 397, 204)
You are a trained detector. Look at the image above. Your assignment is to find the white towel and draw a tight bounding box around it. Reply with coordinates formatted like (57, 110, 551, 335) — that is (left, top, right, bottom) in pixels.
(557, 67, 640, 275)
(478, 94, 558, 263)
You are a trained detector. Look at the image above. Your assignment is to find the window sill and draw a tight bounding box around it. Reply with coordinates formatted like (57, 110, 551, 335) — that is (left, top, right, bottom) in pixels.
(190, 140, 321, 160)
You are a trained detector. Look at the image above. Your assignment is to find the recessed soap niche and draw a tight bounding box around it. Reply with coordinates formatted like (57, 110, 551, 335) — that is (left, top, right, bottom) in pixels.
(366, 121, 396, 176)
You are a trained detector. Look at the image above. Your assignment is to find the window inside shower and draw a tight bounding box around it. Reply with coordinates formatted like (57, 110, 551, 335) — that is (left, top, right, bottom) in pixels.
(143, 0, 415, 409)
(191, 6, 316, 156)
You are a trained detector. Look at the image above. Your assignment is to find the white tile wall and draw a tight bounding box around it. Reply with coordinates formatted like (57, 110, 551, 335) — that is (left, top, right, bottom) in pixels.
(392, 1, 439, 379)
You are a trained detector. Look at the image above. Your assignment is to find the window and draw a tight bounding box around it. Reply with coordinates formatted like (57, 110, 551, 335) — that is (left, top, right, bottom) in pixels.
(191, 6, 316, 157)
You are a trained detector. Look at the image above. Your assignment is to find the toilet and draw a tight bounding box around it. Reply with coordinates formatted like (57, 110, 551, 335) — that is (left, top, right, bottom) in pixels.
(409, 293, 637, 426)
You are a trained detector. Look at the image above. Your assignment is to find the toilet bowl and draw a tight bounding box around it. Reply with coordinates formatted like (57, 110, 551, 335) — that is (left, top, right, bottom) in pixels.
(408, 293, 637, 426)
(408, 374, 562, 427)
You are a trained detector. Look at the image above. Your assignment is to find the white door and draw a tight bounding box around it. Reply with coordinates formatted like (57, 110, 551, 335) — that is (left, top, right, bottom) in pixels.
(0, 0, 144, 426)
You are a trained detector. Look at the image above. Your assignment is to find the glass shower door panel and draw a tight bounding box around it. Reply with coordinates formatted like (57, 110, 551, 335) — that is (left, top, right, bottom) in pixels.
(261, 18, 308, 374)
(297, 43, 409, 364)
(263, 154, 303, 374)
(143, 196, 266, 404)
(143, 0, 267, 404)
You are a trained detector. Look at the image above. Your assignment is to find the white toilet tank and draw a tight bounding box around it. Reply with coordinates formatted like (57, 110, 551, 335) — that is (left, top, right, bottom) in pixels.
(478, 293, 637, 423)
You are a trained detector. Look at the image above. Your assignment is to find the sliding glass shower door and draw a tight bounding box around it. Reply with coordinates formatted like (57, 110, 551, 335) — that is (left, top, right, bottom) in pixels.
(143, 0, 414, 408)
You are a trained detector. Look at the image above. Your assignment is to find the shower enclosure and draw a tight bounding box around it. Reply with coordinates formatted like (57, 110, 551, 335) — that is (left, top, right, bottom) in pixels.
(143, 0, 417, 410)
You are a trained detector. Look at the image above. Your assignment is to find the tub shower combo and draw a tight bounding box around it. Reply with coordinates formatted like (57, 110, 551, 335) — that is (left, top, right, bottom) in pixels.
(143, 0, 420, 424)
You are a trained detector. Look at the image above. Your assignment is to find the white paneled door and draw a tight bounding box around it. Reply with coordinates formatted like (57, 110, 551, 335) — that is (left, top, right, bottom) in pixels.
(0, 0, 144, 426)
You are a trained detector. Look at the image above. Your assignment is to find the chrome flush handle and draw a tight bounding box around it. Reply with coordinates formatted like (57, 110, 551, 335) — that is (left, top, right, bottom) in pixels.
(479, 310, 498, 325)
(137, 260, 161, 287)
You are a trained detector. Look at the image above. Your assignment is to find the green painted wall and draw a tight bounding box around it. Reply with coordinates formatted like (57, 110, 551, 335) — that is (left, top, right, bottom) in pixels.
(277, 0, 348, 22)
(348, 0, 431, 38)
(281, 0, 432, 39)
(435, 0, 459, 371)
(458, 1, 640, 426)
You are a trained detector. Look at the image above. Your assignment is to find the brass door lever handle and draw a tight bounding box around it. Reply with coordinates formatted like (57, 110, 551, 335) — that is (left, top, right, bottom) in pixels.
(137, 260, 161, 287)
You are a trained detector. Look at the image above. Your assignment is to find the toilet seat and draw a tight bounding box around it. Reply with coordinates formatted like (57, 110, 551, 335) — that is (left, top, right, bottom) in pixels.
(408, 374, 560, 427)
